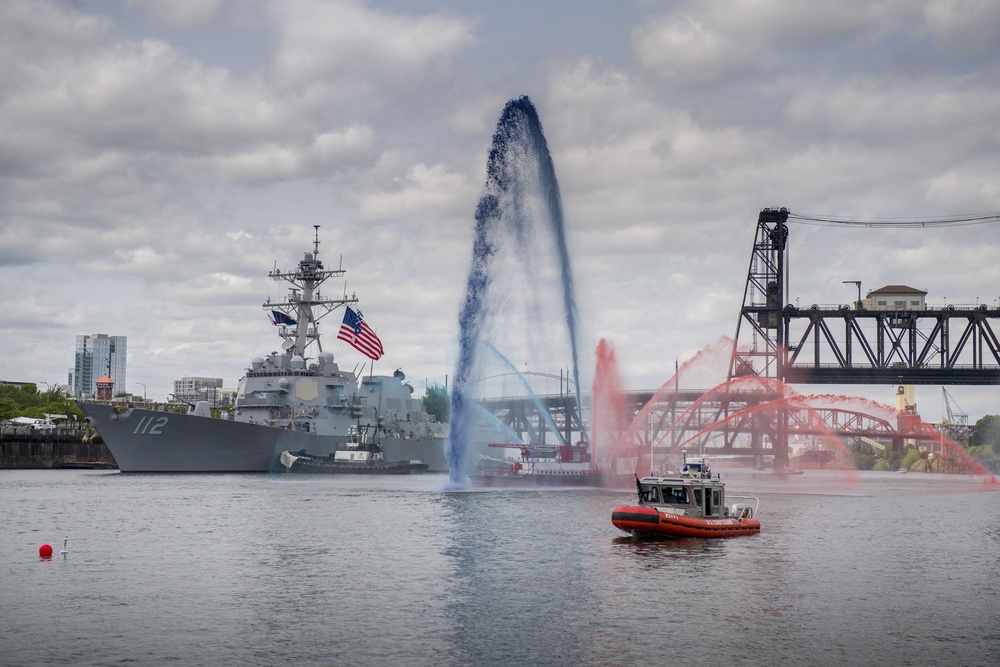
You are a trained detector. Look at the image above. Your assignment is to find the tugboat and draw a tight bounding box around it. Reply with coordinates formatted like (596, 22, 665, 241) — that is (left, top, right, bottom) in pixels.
(279, 425, 428, 475)
(76, 227, 448, 473)
(611, 456, 761, 539)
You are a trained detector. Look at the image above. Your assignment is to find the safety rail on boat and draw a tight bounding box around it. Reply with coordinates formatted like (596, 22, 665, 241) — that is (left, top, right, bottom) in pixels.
(727, 493, 760, 519)
(476, 466, 595, 477)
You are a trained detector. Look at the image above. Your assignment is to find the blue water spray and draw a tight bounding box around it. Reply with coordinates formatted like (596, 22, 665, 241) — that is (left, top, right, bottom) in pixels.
(471, 401, 523, 445)
(484, 341, 565, 446)
(448, 96, 583, 483)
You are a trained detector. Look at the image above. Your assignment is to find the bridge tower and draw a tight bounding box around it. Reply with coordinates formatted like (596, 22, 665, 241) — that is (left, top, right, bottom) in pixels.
(729, 207, 791, 468)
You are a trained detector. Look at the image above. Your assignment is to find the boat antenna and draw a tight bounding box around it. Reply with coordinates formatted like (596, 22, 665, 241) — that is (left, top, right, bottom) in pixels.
(313, 225, 321, 256)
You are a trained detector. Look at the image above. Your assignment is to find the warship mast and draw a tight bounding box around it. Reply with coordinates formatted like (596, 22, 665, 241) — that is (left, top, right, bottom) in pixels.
(266, 225, 358, 359)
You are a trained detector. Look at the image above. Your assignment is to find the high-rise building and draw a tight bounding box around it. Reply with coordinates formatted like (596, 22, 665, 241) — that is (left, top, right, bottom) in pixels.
(73, 334, 127, 398)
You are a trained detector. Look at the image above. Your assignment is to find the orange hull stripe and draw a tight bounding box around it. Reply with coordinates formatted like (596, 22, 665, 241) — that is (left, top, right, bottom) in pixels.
(612, 504, 760, 538)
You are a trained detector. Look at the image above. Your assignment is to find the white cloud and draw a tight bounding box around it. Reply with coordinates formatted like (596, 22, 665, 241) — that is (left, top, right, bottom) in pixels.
(923, 0, 1000, 55)
(351, 159, 472, 222)
(126, 0, 227, 29)
(632, 12, 757, 85)
(267, 0, 475, 92)
(783, 79, 1000, 142)
(631, 0, 920, 85)
(205, 124, 380, 183)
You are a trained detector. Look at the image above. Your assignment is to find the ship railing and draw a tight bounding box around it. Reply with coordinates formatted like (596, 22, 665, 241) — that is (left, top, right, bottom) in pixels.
(727, 493, 760, 519)
(477, 466, 518, 477)
(1, 424, 92, 438)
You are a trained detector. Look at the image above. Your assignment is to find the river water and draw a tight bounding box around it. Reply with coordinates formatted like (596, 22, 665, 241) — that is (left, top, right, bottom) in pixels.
(2, 469, 998, 666)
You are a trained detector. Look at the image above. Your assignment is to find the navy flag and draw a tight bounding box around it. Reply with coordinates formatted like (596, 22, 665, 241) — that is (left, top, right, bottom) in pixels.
(271, 310, 297, 326)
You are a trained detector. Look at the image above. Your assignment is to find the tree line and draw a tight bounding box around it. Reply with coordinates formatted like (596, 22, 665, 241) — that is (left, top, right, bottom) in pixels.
(0, 383, 85, 422)
(966, 415, 1000, 472)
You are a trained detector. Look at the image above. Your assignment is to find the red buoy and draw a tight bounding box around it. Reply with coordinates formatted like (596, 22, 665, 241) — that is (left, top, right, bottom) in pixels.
(39, 544, 53, 558)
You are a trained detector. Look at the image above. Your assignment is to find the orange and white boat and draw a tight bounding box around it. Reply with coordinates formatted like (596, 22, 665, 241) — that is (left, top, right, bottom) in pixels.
(611, 457, 760, 539)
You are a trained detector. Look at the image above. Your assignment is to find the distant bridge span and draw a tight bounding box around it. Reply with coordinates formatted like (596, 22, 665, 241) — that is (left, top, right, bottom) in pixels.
(476, 390, 933, 463)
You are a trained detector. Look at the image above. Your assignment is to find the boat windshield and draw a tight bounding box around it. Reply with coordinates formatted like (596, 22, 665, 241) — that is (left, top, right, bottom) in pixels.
(661, 486, 689, 505)
(638, 485, 660, 503)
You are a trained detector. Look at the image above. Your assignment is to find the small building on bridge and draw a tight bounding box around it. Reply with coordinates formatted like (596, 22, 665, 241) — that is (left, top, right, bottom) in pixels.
(862, 285, 927, 311)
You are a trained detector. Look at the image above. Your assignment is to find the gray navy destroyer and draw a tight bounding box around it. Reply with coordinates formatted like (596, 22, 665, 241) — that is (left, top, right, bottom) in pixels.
(77, 227, 448, 473)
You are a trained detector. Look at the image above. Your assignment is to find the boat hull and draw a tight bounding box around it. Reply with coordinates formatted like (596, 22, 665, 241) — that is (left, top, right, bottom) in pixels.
(470, 471, 605, 487)
(611, 505, 761, 539)
(280, 450, 428, 475)
(77, 402, 448, 473)
(790, 450, 835, 469)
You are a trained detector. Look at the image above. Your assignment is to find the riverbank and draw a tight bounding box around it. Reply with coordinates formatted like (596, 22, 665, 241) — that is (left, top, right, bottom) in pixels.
(0, 427, 117, 469)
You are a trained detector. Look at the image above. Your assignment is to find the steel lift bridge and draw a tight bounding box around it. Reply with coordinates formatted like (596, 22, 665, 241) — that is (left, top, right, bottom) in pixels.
(715, 207, 1000, 468)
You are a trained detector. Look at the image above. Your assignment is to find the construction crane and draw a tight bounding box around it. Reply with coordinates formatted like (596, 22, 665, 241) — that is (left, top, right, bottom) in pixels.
(940, 388, 972, 445)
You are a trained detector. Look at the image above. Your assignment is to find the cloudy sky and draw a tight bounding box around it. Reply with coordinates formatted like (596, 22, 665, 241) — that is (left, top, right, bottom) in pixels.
(3, 0, 1000, 422)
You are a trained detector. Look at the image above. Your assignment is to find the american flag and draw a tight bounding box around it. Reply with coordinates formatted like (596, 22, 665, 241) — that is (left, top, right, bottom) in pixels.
(337, 306, 384, 360)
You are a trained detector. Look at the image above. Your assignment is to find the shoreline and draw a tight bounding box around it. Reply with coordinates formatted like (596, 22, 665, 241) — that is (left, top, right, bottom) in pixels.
(0, 428, 117, 469)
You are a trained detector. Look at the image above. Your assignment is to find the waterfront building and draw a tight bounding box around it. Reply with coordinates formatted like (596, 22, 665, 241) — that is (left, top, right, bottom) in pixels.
(73, 334, 127, 398)
(173, 376, 226, 407)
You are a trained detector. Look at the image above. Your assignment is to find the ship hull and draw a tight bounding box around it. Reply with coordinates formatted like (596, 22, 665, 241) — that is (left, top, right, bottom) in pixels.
(470, 472, 605, 487)
(77, 402, 448, 473)
(789, 450, 835, 469)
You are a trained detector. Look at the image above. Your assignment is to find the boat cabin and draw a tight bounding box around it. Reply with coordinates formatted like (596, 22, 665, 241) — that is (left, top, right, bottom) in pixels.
(331, 425, 382, 462)
(635, 457, 731, 519)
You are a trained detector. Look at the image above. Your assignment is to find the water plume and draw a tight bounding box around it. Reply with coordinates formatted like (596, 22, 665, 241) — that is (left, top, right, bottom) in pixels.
(591, 338, 628, 474)
(448, 96, 582, 483)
